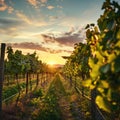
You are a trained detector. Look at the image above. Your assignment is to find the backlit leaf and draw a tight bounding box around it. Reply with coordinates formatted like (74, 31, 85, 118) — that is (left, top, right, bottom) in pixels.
(82, 79, 91, 87)
(116, 29, 120, 39)
(96, 95, 111, 113)
(101, 80, 109, 88)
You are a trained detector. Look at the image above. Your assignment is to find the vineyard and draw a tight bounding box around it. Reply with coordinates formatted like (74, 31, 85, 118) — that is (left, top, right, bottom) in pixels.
(0, 0, 120, 120)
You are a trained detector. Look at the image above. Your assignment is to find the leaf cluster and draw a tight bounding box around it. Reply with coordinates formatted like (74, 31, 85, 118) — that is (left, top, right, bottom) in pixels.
(63, 0, 120, 115)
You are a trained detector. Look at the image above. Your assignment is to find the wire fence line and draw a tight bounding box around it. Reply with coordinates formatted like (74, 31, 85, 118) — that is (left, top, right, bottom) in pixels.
(2, 93, 18, 103)
(75, 85, 106, 120)
(63, 75, 114, 120)
(2, 73, 54, 104)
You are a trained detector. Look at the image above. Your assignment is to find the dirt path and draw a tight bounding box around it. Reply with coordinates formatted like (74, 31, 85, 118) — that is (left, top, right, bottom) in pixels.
(53, 74, 75, 120)
(2, 74, 83, 120)
(58, 74, 84, 120)
(58, 96, 74, 120)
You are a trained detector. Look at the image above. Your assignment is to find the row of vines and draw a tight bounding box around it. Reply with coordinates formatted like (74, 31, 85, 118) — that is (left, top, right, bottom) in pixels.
(62, 0, 120, 119)
(0, 44, 56, 119)
(4, 46, 55, 94)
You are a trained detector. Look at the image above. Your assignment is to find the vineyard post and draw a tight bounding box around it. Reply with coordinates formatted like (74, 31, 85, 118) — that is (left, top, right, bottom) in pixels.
(36, 73, 39, 87)
(91, 88, 97, 120)
(41, 73, 43, 86)
(69, 75, 72, 87)
(26, 72, 29, 94)
(0, 43, 6, 118)
(29, 74, 32, 91)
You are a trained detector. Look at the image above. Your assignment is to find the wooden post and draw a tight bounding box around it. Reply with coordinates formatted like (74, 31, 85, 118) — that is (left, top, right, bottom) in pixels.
(91, 88, 97, 120)
(36, 73, 39, 87)
(26, 72, 29, 94)
(0, 43, 6, 118)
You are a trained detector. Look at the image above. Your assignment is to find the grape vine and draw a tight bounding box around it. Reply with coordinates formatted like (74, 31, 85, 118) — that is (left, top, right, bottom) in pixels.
(63, 0, 120, 119)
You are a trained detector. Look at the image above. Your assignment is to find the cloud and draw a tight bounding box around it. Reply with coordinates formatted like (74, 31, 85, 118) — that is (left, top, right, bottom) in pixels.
(6, 42, 72, 54)
(16, 11, 32, 24)
(45, 48, 72, 54)
(47, 5, 54, 10)
(55, 34, 84, 46)
(0, 17, 21, 27)
(15, 11, 49, 27)
(41, 34, 55, 43)
(0, 4, 7, 11)
(8, 6, 14, 13)
(57, 5, 63, 9)
(27, 0, 47, 8)
(0, 0, 14, 13)
(49, 16, 59, 21)
(0, 0, 7, 11)
(7, 42, 46, 51)
(34, 20, 49, 27)
(41, 0, 47, 3)
(41, 27, 85, 47)
(0, 17, 23, 35)
(0, 15, 50, 39)
(27, 0, 38, 7)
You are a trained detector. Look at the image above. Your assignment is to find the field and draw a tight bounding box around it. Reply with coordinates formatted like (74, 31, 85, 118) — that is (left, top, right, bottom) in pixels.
(2, 74, 88, 120)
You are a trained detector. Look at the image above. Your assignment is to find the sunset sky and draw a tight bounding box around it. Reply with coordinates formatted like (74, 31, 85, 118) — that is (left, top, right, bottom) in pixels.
(0, 0, 119, 65)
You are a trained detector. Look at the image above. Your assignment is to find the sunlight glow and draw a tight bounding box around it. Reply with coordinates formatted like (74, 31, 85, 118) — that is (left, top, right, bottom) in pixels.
(48, 61, 56, 66)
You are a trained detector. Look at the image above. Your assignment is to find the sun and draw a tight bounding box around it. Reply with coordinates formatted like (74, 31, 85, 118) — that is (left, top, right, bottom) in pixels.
(48, 61, 56, 66)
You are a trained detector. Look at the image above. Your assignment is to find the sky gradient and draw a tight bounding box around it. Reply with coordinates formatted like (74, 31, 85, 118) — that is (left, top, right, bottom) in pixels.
(1, 0, 119, 64)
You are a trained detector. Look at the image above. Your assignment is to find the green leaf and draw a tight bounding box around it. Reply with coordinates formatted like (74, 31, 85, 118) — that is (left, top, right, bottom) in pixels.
(82, 79, 91, 87)
(96, 95, 111, 113)
(107, 88, 112, 101)
(85, 24, 90, 29)
(89, 57, 101, 79)
(116, 29, 120, 39)
(101, 80, 109, 88)
(112, 1, 119, 8)
(99, 63, 111, 74)
(90, 23, 95, 27)
(103, 30, 113, 42)
(86, 29, 92, 39)
(94, 26, 99, 33)
(97, 87, 104, 93)
(98, 18, 107, 31)
(107, 19, 115, 30)
(102, 0, 110, 10)
(113, 55, 120, 73)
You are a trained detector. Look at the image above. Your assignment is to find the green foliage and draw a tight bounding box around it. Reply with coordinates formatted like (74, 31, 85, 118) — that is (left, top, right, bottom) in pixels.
(85, 0, 120, 113)
(2, 82, 26, 100)
(5, 47, 44, 75)
(33, 89, 43, 98)
(33, 75, 62, 120)
(63, 42, 90, 81)
(63, 0, 120, 117)
(28, 98, 40, 106)
(35, 108, 61, 120)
